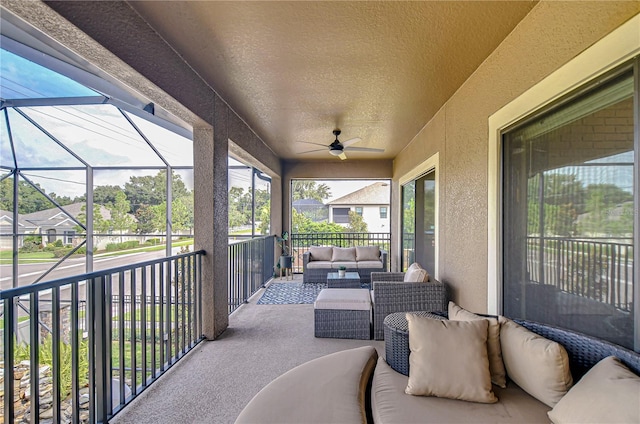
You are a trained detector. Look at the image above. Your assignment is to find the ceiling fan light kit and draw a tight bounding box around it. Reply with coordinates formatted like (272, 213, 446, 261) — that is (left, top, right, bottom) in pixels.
(296, 129, 384, 160)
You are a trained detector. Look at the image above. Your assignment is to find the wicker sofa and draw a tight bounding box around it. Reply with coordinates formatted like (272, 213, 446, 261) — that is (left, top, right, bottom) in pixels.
(371, 271, 448, 340)
(302, 245, 387, 284)
(236, 318, 640, 424)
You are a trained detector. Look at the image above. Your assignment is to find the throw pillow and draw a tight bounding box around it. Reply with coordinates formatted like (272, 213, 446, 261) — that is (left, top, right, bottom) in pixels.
(405, 313, 497, 403)
(332, 247, 356, 262)
(498, 316, 573, 407)
(309, 246, 332, 261)
(448, 302, 507, 388)
(403, 266, 429, 283)
(355, 246, 380, 261)
(548, 356, 640, 424)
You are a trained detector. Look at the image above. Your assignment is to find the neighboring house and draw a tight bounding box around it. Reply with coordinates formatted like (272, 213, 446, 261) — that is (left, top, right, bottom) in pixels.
(21, 202, 114, 247)
(292, 198, 328, 222)
(326, 182, 391, 232)
(0, 209, 37, 249)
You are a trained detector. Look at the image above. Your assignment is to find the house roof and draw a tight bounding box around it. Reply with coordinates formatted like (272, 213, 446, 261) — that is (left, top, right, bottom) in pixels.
(327, 182, 390, 206)
(0, 209, 34, 228)
(21, 203, 112, 227)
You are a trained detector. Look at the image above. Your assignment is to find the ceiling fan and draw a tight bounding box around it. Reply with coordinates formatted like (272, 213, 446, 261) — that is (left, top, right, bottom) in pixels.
(296, 129, 384, 160)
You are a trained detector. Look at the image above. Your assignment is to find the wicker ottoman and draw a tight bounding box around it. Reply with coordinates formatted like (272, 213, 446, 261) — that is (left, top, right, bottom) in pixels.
(314, 289, 372, 339)
(383, 311, 444, 375)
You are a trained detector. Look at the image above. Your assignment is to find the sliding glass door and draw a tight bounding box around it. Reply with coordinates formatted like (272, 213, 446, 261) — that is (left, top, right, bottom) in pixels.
(401, 171, 436, 274)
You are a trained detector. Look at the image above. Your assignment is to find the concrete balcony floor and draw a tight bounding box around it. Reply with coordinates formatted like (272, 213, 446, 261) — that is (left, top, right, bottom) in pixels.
(112, 274, 384, 423)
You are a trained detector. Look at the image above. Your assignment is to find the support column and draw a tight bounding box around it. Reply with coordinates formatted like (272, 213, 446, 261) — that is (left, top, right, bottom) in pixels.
(194, 96, 229, 339)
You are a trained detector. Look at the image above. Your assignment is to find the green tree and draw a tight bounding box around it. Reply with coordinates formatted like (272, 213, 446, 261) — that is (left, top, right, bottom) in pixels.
(347, 210, 368, 233)
(124, 171, 189, 214)
(93, 185, 122, 207)
(75, 204, 110, 234)
(578, 184, 634, 236)
(292, 181, 331, 202)
(135, 204, 158, 234)
(228, 186, 250, 228)
(172, 195, 194, 232)
(108, 191, 136, 241)
(292, 208, 343, 234)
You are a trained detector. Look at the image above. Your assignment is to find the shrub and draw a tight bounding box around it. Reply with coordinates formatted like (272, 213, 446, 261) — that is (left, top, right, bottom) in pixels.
(53, 248, 72, 258)
(15, 335, 89, 399)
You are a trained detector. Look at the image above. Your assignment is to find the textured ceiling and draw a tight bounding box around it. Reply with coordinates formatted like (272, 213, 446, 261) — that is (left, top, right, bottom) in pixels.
(118, 2, 536, 160)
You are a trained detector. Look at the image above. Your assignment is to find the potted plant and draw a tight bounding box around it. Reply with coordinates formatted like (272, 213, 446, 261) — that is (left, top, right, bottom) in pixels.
(276, 231, 293, 271)
(338, 265, 346, 278)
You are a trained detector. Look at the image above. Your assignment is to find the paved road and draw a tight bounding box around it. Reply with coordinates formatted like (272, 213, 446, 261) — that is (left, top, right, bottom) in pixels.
(0, 250, 175, 291)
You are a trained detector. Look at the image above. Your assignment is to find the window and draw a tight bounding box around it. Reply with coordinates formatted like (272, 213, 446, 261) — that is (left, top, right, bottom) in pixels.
(333, 208, 350, 224)
(502, 67, 636, 350)
(64, 230, 75, 244)
(47, 229, 56, 244)
(355, 207, 363, 216)
(380, 207, 388, 219)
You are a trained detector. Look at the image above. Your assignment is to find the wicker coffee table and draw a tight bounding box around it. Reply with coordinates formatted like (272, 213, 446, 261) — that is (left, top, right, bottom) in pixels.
(326, 271, 361, 288)
(383, 311, 445, 375)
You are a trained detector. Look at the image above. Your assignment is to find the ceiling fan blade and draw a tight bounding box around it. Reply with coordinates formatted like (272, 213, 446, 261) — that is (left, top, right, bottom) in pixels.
(343, 146, 385, 153)
(341, 137, 361, 147)
(297, 141, 328, 148)
(338, 152, 347, 160)
(297, 148, 327, 154)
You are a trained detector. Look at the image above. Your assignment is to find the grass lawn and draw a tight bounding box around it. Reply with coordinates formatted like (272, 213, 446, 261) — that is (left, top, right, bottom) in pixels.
(0, 239, 194, 264)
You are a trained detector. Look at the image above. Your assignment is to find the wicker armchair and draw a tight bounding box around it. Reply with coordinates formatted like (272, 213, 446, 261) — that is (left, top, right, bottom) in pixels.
(371, 272, 448, 340)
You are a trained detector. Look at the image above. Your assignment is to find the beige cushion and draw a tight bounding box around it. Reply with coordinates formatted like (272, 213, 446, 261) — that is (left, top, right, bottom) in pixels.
(548, 356, 640, 424)
(314, 288, 371, 311)
(448, 302, 507, 388)
(403, 266, 429, 282)
(355, 245, 380, 261)
(309, 246, 332, 261)
(372, 357, 550, 424)
(405, 313, 497, 403)
(306, 261, 332, 269)
(235, 346, 378, 424)
(331, 261, 357, 269)
(332, 247, 356, 261)
(356, 260, 383, 269)
(498, 316, 573, 407)
(407, 262, 422, 271)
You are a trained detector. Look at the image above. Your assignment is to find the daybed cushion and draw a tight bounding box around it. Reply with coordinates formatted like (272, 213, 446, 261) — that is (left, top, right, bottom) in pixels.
(332, 247, 357, 262)
(498, 316, 573, 407)
(356, 245, 380, 261)
(449, 302, 507, 388)
(405, 313, 497, 404)
(548, 356, 640, 424)
(372, 357, 550, 424)
(235, 346, 378, 424)
(309, 246, 333, 261)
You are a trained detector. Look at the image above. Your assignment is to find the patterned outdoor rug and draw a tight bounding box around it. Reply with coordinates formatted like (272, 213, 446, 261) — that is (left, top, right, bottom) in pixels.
(257, 282, 327, 304)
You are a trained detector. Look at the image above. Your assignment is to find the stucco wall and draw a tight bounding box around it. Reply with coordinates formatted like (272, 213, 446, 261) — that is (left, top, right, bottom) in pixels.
(393, 2, 640, 312)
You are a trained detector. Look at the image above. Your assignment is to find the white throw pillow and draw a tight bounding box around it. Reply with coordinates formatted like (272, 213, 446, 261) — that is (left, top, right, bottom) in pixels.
(405, 313, 497, 404)
(403, 265, 429, 282)
(331, 247, 357, 262)
(355, 246, 380, 261)
(499, 316, 573, 407)
(548, 356, 640, 424)
(448, 302, 507, 388)
(309, 246, 332, 261)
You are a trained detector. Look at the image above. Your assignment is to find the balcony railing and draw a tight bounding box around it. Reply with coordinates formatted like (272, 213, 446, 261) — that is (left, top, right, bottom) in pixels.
(526, 236, 634, 311)
(1, 250, 205, 423)
(228, 235, 275, 314)
(290, 232, 391, 273)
